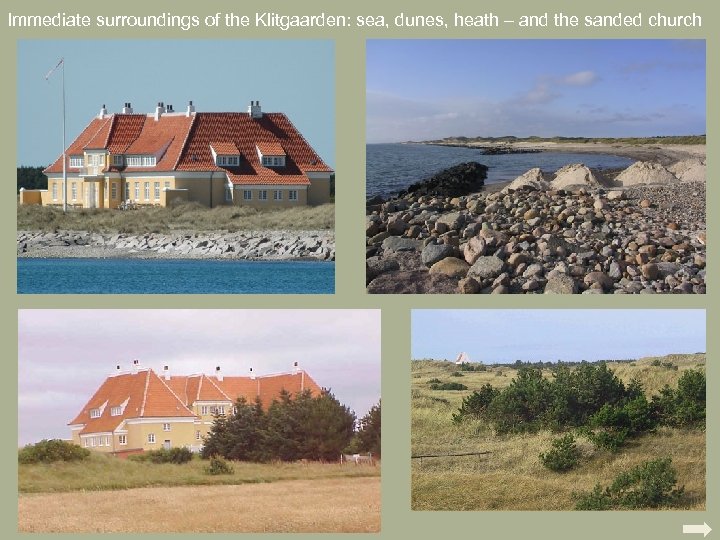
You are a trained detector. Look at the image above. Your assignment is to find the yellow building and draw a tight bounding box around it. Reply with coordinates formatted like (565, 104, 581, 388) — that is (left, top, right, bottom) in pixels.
(68, 362, 321, 455)
(21, 100, 333, 209)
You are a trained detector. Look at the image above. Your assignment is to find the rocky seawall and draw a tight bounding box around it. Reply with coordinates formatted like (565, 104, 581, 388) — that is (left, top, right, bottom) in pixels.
(17, 230, 335, 261)
(366, 161, 706, 294)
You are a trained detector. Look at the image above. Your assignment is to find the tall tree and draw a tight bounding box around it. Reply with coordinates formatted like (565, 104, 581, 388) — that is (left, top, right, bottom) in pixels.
(356, 401, 381, 457)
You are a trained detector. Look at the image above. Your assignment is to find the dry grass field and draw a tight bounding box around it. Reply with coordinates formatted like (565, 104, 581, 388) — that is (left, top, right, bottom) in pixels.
(17, 201, 334, 233)
(18, 477, 380, 532)
(411, 354, 706, 511)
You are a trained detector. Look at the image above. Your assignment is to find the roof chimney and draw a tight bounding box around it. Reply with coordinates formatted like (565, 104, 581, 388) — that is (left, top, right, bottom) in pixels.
(215, 365, 223, 382)
(166, 104, 173, 113)
(132, 359, 140, 372)
(98, 104, 108, 119)
(163, 365, 170, 381)
(249, 366, 255, 380)
(248, 100, 262, 119)
(122, 102, 133, 114)
(293, 361, 300, 374)
(186, 100, 195, 117)
(154, 102, 163, 121)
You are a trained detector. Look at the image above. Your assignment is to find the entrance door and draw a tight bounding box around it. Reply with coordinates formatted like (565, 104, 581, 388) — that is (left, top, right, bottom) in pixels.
(85, 182, 97, 209)
(163, 440, 171, 450)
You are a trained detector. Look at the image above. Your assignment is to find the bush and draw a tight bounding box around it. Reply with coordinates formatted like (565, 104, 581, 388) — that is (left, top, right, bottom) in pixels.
(651, 359, 662, 367)
(130, 447, 193, 464)
(586, 429, 628, 452)
(450, 371, 464, 377)
(652, 369, 705, 429)
(540, 434, 580, 472)
(18, 439, 91, 464)
(429, 382, 467, 391)
(452, 384, 499, 423)
(427, 378, 442, 384)
(205, 456, 234, 475)
(575, 458, 684, 510)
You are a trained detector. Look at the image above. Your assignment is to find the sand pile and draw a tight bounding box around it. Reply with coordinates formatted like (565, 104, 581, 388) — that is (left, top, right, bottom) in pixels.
(501, 168, 548, 194)
(615, 161, 677, 186)
(668, 158, 706, 183)
(550, 163, 599, 189)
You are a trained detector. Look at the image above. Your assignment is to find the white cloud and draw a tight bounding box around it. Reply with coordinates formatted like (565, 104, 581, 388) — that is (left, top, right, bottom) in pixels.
(562, 70, 598, 86)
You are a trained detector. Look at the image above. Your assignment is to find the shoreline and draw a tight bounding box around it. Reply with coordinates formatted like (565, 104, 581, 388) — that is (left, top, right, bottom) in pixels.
(420, 141, 706, 166)
(17, 230, 335, 261)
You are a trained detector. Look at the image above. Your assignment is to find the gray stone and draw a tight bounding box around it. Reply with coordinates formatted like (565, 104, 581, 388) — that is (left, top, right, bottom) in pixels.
(468, 256, 505, 280)
(421, 243, 455, 267)
(381, 237, 422, 253)
(544, 273, 577, 294)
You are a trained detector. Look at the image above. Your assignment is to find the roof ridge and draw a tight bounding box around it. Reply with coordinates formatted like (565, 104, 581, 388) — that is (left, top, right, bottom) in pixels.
(203, 375, 232, 401)
(278, 112, 328, 169)
(172, 111, 197, 169)
(139, 370, 150, 416)
(102, 114, 117, 149)
(155, 372, 197, 416)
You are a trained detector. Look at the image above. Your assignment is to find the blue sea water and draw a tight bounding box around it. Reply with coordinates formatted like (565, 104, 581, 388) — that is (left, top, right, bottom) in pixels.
(17, 258, 335, 294)
(366, 143, 635, 197)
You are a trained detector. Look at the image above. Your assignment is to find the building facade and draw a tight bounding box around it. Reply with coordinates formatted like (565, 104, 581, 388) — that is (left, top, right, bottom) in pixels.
(68, 363, 321, 454)
(21, 100, 333, 209)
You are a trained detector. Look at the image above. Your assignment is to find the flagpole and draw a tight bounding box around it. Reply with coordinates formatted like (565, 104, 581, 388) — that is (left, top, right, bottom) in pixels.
(61, 58, 67, 213)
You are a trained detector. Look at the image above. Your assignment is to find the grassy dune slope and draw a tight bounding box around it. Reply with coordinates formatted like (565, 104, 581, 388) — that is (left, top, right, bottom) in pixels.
(17, 202, 335, 234)
(411, 355, 706, 511)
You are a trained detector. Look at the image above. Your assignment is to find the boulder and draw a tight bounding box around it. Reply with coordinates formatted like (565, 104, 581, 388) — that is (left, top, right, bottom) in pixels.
(421, 243, 455, 267)
(400, 162, 488, 198)
(467, 256, 505, 280)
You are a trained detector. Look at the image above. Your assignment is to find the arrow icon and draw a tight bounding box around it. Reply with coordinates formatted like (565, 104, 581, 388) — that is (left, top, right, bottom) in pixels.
(683, 523, 712, 537)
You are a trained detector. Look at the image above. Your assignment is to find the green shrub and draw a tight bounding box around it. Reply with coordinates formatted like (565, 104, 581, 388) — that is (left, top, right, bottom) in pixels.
(575, 458, 684, 510)
(205, 456, 234, 475)
(430, 382, 468, 391)
(18, 439, 91, 464)
(452, 384, 499, 423)
(130, 447, 193, 464)
(427, 378, 442, 384)
(450, 371, 464, 377)
(539, 434, 580, 472)
(652, 369, 705, 429)
(651, 359, 662, 367)
(586, 429, 628, 452)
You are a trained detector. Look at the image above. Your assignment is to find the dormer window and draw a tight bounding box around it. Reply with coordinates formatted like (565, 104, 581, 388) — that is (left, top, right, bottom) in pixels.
(210, 143, 241, 167)
(126, 155, 156, 167)
(217, 155, 240, 166)
(256, 143, 286, 168)
(112, 155, 124, 167)
(90, 408, 101, 418)
(69, 156, 83, 168)
(110, 406, 122, 416)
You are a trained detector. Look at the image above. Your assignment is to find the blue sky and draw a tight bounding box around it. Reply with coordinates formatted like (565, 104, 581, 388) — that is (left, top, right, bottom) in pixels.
(412, 310, 706, 363)
(17, 40, 334, 167)
(367, 40, 706, 142)
(18, 310, 380, 446)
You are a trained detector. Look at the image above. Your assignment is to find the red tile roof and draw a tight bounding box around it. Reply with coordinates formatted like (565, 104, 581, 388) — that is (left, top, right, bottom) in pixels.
(210, 142, 240, 155)
(45, 109, 333, 187)
(70, 368, 324, 434)
(69, 370, 195, 435)
(256, 142, 286, 156)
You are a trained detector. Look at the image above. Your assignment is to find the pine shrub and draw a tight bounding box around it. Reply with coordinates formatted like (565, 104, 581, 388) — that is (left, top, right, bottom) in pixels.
(205, 456, 234, 475)
(18, 439, 90, 464)
(539, 434, 580, 472)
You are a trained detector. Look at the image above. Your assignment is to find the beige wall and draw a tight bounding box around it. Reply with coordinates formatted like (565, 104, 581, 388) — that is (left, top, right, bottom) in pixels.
(307, 175, 332, 206)
(128, 421, 198, 451)
(173, 176, 228, 208)
(232, 187, 308, 208)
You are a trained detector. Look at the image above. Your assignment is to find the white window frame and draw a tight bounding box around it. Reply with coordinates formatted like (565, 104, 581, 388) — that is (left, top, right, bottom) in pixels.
(119, 434, 127, 445)
(148, 433, 156, 444)
(258, 190, 268, 201)
(195, 430, 201, 441)
(144, 182, 150, 200)
(243, 190, 252, 200)
(225, 187, 233, 202)
(111, 183, 118, 200)
(112, 155, 124, 166)
(69, 156, 83, 168)
(90, 408, 101, 418)
(52, 183, 58, 201)
(273, 190, 282, 200)
(288, 190, 298, 201)
(164, 181, 170, 189)
(154, 182, 160, 200)
(134, 183, 140, 200)
(142, 156, 156, 167)
(126, 156, 142, 167)
(71, 182, 78, 201)
(163, 423, 171, 432)
(201, 405, 209, 415)
(125, 182, 130, 200)
(83, 438, 89, 448)
(110, 406, 122, 416)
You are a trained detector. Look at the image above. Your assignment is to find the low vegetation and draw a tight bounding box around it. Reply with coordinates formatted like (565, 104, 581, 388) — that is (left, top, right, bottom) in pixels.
(18, 453, 379, 494)
(129, 447, 193, 464)
(412, 354, 705, 510)
(17, 201, 334, 234)
(18, 439, 90, 464)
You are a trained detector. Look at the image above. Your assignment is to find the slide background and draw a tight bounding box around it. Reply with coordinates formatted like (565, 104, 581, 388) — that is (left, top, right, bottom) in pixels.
(4, 0, 714, 537)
